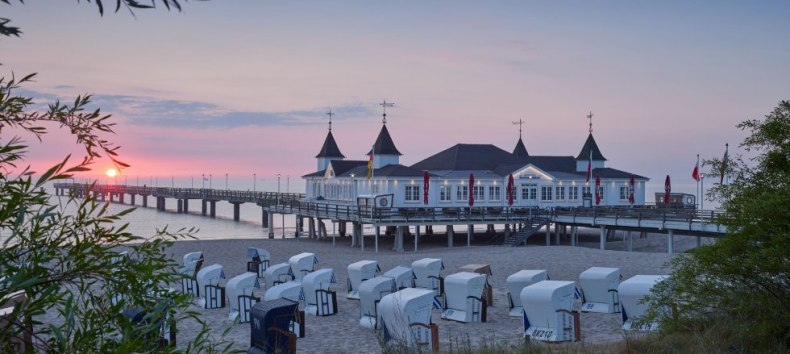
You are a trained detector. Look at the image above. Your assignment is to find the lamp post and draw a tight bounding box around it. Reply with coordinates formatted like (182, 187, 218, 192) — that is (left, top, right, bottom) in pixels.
(277, 174, 284, 237)
(253, 173, 257, 193)
(699, 173, 706, 210)
(209, 174, 212, 189)
(202, 174, 205, 189)
(225, 173, 228, 190)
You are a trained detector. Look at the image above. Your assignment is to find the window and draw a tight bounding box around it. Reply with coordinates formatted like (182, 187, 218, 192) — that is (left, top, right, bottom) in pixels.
(439, 185, 452, 201)
(473, 186, 485, 201)
(555, 186, 565, 200)
(372, 184, 379, 194)
(541, 186, 553, 201)
(596, 185, 605, 201)
(521, 184, 537, 200)
(620, 186, 630, 200)
(569, 186, 578, 200)
(456, 185, 468, 201)
(582, 186, 591, 196)
(488, 186, 501, 200)
(405, 185, 420, 201)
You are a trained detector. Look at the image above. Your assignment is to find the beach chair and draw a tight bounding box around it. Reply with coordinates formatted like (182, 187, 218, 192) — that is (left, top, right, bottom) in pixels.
(179, 252, 204, 297)
(302, 268, 338, 316)
(262, 282, 305, 338)
(378, 288, 439, 352)
(358, 276, 396, 329)
(506, 269, 548, 317)
(382, 266, 415, 290)
(347, 260, 380, 299)
(264, 263, 294, 289)
(412, 258, 444, 297)
(227, 272, 261, 323)
(288, 252, 318, 282)
(247, 247, 270, 278)
(618, 275, 667, 331)
(249, 298, 299, 354)
(521, 280, 578, 342)
(441, 272, 487, 323)
(458, 263, 494, 306)
(579, 267, 621, 313)
(196, 263, 226, 309)
(1, 291, 33, 353)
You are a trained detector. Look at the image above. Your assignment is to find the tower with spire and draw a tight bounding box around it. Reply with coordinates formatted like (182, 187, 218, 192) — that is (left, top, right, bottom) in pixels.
(512, 118, 529, 159)
(315, 109, 345, 171)
(369, 100, 402, 169)
(576, 111, 607, 172)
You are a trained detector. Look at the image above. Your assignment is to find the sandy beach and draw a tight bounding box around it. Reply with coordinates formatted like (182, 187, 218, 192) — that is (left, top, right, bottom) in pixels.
(166, 229, 709, 353)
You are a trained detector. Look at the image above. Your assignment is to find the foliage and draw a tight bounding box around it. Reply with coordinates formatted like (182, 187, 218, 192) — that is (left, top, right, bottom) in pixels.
(641, 100, 790, 352)
(0, 1, 233, 353)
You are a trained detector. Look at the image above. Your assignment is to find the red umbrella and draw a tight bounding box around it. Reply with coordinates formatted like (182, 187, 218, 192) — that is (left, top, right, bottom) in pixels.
(628, 175, 635, 205)
(506, 174, 514, 206)
(664, 175, 671, 205)
(423, 171, 430, 205)
(594, 175, 601, 206)
(468, 173, 475, 207)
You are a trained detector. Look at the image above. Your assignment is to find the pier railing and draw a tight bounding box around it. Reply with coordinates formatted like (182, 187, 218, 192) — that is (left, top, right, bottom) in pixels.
(52, 183, 304, 204)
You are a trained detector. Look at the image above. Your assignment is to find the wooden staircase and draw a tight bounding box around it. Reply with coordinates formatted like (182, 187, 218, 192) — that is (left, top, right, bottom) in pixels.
(503, 218, 550, 246)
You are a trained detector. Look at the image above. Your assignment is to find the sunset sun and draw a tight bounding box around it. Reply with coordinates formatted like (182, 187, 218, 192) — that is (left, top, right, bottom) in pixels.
(106, 168, 117, 178)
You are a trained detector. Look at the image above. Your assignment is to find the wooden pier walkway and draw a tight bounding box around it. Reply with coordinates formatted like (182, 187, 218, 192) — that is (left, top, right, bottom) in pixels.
(53, 183, 728, 254)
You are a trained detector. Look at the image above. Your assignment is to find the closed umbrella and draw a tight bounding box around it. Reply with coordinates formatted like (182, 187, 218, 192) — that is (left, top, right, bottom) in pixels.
(664, 175, 671, 206)
(595, 175, 601, 206)
(628, 175, 635, 205)
(468, 173, 475, 207)
(423, 171, 430, 205)
(507, 174, 514, 206)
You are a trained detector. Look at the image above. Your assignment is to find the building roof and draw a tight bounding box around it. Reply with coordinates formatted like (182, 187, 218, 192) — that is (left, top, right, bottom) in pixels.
(342, 163, 427, 178)
(411, 144, 523, 171)
(315, 131, 345, 158)
(330, 160, 368, 176)
(576, 133, 607, 161)
(592, 167, 648, 180)
(512, 138, 529, 158)
(367, 124, 402, 156)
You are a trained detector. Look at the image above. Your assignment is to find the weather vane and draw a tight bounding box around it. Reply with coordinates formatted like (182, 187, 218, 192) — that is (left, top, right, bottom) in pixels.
(380, 100, 394, 124)
(512, 118, 525, 139)
(326, 108, 334, 132)
(587, 111, 594, 133)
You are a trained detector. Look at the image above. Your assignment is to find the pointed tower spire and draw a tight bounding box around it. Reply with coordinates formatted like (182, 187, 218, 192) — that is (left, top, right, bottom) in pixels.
(315, 109, 345, 171)
(576, 111, 606, 172)
(512, 118, 528, 158)
(380, 100, 394, 124)
(369, 101, 401, 168)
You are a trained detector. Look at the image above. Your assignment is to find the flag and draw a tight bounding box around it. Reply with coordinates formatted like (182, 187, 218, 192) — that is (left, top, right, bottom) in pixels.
(719, 143, 728, 184)
(692, 154, 700, 182)
(366, 147, 374, 180)
(585, 149, 593, 183)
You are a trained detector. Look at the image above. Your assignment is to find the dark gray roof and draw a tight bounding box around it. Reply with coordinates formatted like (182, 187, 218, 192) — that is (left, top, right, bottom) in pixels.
(330, 160, 368, 176)
(576, 133, 607, 161)
(410, 144, 523, 171)
(512, 138, 529, 158)
(342, 164, 427, 178)
(367, 125, 402, 156)
(302, 170, 325, 178)
(593, 167, 648, 180)
(315, 131, 345, 158)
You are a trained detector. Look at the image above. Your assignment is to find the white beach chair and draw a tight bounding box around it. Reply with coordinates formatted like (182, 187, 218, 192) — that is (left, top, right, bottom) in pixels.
(441, 272, 487, 323)
(302, 268, 338, 316)
(226, 272, 261, 323)
(347, 260, 380, 300)
(289, 252, 318, 282)
(521, 280, 577, 342)
(377, 288, 439, 351)
(196, 263, 226, 309)
(264, 262, 294, 289)
(618, 275, 668, 331)
(506, 269, 549, 317)
(179, 251, 204, 297)
(358, 276, 396, 329)
(579, 267, 622, 313)
(382, 266, 415, 290)
(411, 258, 444, 297)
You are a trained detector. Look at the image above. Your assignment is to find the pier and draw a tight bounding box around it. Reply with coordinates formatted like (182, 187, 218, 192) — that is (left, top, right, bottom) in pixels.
(53, 183, 727, 254)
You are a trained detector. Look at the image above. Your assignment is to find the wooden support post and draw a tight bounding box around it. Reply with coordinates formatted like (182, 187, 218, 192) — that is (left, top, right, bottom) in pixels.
(628, 231, 633, 252)
(209, 201, 216, 218)
(696, 235, 702, 248)
(375, 226, 380, 253)
(307, 217, 316, 239)
(394, 226, 404, 252)
(414, 225, 420, 252)
(202, 200, 207, 216)
(232, 203, 241, 221)
(142, 195, 148, 208)
(600, 226, 606, 250)
(130, 194, 136, 206)
(545, 223, 551, 246)
(177, 199, 183, 213)
(668, 230, 674, 255)
(268, 212, 275, 239)
(571, 226, 578, 246)
(555, 223, 561, 245)
(262, 210, 269, 228)
(447, 225, 454, 248)
(467, 224, 472, 247)
(183, 199, 189, 213)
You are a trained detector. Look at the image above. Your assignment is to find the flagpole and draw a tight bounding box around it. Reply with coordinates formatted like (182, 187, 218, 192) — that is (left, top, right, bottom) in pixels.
(696, 154, 700, 210)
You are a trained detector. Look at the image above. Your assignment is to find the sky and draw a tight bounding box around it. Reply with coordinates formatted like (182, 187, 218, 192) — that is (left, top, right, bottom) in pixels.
(3, 1, 789, 197)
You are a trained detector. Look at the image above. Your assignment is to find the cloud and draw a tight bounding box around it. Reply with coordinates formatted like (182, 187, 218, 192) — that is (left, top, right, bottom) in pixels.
(14, 88, 376, 129)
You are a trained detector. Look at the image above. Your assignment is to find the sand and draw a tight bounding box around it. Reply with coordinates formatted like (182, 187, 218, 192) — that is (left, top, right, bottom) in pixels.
(166, 230, 710, 353)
